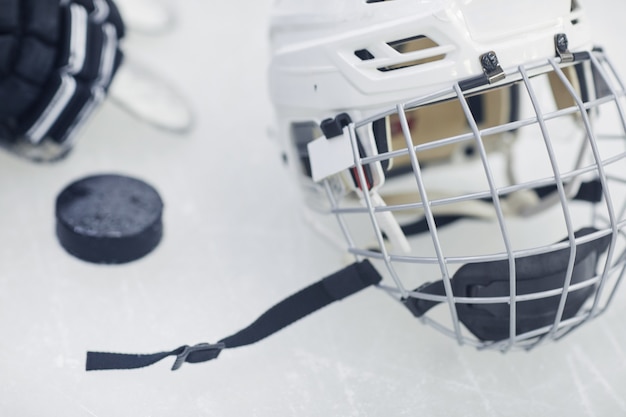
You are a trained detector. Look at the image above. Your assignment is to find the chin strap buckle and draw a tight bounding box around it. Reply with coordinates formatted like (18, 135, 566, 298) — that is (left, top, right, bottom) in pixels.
(171, 342, 225, 371)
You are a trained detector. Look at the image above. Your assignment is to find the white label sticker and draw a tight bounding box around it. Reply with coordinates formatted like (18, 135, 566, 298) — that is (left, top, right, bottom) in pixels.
(307, 134, 354, 182)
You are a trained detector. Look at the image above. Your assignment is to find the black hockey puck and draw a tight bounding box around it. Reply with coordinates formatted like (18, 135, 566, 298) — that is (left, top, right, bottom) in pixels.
(55, 174, 164, 264)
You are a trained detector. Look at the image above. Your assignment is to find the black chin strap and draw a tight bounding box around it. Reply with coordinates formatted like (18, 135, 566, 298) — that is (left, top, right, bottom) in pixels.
(86, 260, 382, 371)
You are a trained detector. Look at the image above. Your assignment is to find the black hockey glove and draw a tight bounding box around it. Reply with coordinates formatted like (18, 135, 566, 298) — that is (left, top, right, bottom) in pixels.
(0, 0, 124, 160)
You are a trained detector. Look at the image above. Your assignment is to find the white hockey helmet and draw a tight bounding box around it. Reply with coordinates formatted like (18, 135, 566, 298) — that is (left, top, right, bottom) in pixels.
(269, 0, 626, 351)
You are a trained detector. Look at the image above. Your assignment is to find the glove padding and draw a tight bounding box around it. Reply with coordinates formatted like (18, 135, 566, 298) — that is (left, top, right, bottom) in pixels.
(0, 0, 124, 158)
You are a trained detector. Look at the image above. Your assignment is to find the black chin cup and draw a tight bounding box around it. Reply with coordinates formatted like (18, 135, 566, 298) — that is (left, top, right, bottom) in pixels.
(404, 227, 611, 342)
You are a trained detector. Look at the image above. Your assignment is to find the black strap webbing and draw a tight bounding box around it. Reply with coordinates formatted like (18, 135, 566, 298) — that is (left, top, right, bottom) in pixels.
(86, 260, 382, 371)
(403, 280, 446, 318)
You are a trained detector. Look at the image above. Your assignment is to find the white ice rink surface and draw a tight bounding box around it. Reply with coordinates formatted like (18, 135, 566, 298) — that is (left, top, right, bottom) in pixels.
(1, 0, 626, 416)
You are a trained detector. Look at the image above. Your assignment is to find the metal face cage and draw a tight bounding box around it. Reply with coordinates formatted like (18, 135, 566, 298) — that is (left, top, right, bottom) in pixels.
(305, 48, 626, 351)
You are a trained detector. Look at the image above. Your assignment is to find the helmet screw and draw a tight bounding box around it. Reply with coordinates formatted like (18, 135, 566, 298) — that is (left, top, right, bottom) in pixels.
(554, 33, 574, 62)
(481, 51, 500, 72)
(479, 51, 505, 84)
(555, 33, 569, 53)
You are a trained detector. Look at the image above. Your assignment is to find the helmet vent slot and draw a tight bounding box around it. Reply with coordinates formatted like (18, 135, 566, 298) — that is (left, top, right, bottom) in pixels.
(378, 35, 446, 72)
(387, 35, 437, 54)
(354, 49, 375, 61)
